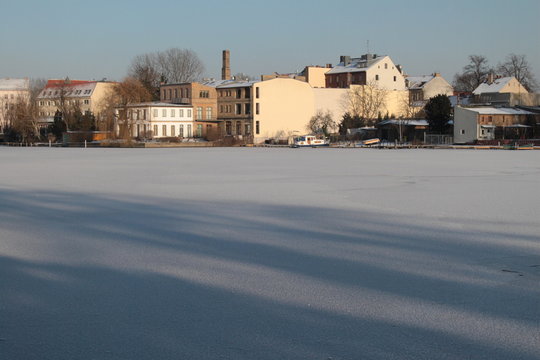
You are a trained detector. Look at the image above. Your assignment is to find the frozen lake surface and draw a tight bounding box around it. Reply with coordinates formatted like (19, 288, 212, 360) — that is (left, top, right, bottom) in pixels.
(1, 147, 539, 360)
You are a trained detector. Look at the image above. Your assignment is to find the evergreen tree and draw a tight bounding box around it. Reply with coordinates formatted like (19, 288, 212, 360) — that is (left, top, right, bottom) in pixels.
(338, 112, 364, 135)
(424, 95, 451, 133)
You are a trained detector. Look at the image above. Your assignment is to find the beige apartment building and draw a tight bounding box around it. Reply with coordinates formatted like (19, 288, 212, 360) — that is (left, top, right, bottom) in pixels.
(0, 78, 30, 132)
(37, 79, 116, 127)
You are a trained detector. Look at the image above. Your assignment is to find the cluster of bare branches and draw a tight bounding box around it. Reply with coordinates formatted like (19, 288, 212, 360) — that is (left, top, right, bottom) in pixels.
(307, 110, 337, 135)
(343, 82, 388, 127)
(453, 54, 537, 92)
(129, 48, 205, 99)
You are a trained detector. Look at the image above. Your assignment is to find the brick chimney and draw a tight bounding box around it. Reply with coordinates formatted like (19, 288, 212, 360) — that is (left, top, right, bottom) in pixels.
(222, 50, 231, 80)
(487, 73, 494, 84)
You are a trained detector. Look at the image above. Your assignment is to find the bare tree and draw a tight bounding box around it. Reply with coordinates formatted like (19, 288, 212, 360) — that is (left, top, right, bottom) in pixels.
(99, 77, 152, 139)
(5, 95, 40, 143)
(497, 54, 537, 92)
(453, 55, 491, 92)
(129, 48, 205, 99)
(343, 82, 388, 127)
(307, 110, 337, 136)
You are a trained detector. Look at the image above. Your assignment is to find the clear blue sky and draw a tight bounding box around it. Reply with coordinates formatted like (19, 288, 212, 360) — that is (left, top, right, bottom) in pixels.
(1, 0, 539, 83)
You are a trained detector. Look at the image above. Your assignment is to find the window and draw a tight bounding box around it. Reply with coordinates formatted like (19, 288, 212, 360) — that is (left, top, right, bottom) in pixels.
(171, 125, 175, 136)
(460, 129, 465, 135)
(236, 103, 242, 115)
(162, 125, 167, 136)
(154, 124, 158, 136)
(245, 88, 251, 98)
(245, 103, 251, 115)
(375, 75, 379, 81)
(162, 109, 167, 117)
(206, 107, 212, 120)
(171, 109, 175, 117)
(143, 109, 147, 120)
(393, 76, 396, 81)
(136, 124, 140, 137)
(256, 121, 260, 134)
(236, 121, 242, 135)
(245, 123, 251, 135)
(179, 125, 184, 137)
(197, 107, 203, 120)
(84, 99, 89, 105)
(174, 89, 178, 98)
(256, 103, 260, 115)
(187, 109, 192, 118)
(236, 89, 242, 98)
(153, 109, 158, 118)
(384, 63, 388, 69)
(199, 90, 209, 98)
(179, 109, 184, 117)
(187, 124, 192, 137)
(225, 121, 232, 135)
(197, 124, 202, 137)
(168, 89, 172, 99)
(256, 87, 259, 98)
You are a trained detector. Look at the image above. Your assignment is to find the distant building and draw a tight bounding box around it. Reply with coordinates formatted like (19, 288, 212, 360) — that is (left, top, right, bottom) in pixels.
(325, 54, 406, 90)
(116, 102, 193, 139)
(405, 73, 453, 105)
(159, 82, 220, 139)
(0, 78, 30, 132)
(454, 106, 538, 143)
(37, 79, 116, 127)
(471, 75, 539, 106)
(261, 65, 332, 88)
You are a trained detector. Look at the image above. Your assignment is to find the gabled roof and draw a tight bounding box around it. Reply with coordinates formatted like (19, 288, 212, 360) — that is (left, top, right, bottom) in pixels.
(472, 77, 518, 95)
(0, 78, 29, 91)
(38, 80, 98, 99)
(405, 75, 434, 89)
(326, 55, 386, 75)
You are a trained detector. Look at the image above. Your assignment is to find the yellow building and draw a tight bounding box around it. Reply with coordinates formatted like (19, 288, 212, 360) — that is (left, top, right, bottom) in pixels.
(37, 79, 117, 127)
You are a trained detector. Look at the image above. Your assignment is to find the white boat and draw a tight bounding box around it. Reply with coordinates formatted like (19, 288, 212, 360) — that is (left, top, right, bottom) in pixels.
(292, 135, 329, 147)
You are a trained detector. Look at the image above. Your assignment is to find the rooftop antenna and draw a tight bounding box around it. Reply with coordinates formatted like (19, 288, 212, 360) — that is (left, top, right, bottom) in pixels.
(367, 40, 370, 54)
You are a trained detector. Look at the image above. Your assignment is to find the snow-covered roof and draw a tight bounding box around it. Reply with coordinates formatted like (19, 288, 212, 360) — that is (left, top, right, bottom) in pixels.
(120, 102, 192, 108)
(326, 55, 386, 75)
(472, 77, 515, 95)
(405, 75, 434, 89)
(461, 107, 534, 115)
(38, 81, 97, 99)
(201, 79, 257, 88)
(378, 119, 429, 126)
(0, 78, 29, 91)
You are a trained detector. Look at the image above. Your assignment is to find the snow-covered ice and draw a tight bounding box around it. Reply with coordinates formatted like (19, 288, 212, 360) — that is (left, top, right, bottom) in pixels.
(0, 147, 539, 360)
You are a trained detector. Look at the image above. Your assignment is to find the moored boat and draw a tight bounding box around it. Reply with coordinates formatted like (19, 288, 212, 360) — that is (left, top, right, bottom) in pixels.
(292, 135, 329, 147)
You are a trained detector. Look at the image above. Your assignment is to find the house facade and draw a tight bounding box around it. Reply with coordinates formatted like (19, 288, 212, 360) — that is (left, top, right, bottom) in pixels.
(454, 106, 537, 143)
(116, 102, 193, 139)
(37, 79, 116, 127)
(405, 73, 454, 104)
(472, 76, 530, 105)
(325, 54, 406, 91)
(159, 82, 220, 139)
(0, 78, 30, 132)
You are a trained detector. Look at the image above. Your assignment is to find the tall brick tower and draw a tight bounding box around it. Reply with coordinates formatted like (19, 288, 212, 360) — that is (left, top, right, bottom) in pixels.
(222, 50, 231, 80)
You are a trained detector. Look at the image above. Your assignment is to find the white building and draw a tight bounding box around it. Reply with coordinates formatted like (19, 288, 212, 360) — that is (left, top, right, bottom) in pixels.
(405, 73, 454, 104)
(0, 78, 30, 132)
(325, 54, 407, 91)
(116, 102, 194, 139)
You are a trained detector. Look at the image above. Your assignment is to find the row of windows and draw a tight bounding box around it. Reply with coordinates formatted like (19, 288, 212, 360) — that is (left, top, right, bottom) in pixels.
(219, 88, 251, 99)
(148, 124, 192, 137)
(39, 99, 89, 106)
(195, 106, 213, 120)
(161, 88, 191, 100)
(151, 108, 192, 118)
(219, 103, 251, 115)
(3, 94, 15, 100)
(42, 89, 91, 97)
(223, 121, 260, 136)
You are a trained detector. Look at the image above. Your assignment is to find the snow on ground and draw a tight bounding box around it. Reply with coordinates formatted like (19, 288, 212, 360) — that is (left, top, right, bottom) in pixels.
(0, 147, 539, 360)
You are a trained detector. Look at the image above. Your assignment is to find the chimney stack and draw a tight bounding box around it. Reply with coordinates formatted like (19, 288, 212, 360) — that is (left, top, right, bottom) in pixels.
(222, 50, 231, 80)
(487, 73, 494, 84)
